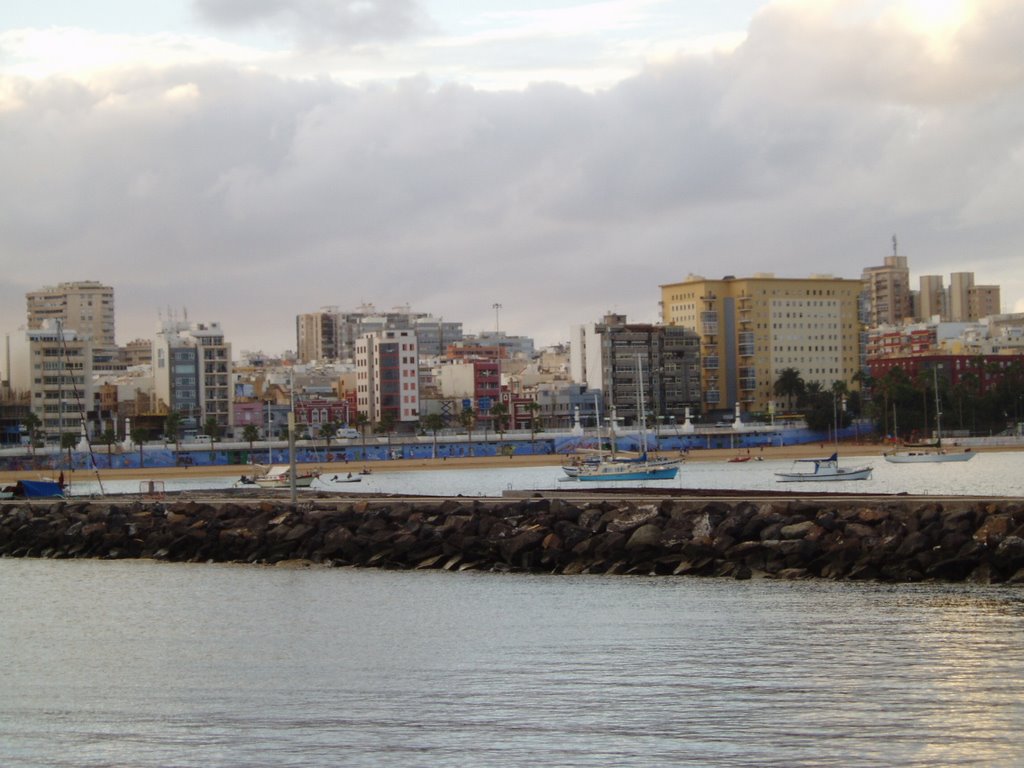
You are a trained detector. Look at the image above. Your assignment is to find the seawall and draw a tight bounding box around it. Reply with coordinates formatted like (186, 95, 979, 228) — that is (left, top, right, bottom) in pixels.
(3, 496, 1024, 583)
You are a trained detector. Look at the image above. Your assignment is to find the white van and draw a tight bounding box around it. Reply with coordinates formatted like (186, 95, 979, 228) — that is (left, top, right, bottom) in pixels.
(335, 427, 360, 439)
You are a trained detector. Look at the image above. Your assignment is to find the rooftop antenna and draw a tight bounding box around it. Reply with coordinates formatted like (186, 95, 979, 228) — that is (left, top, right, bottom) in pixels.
(493, 302, 502, 333)
(892, 234, 898, 256)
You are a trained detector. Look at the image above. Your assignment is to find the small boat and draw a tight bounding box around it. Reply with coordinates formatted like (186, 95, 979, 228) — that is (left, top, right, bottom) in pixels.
(251, 465, 319, 488)
(884, 447, 974, 463)
(885, 367, 976, 464)
(727, 455, 752, 463)
(564, 455, 682, 481)
(324, 473, 362, 484)
(775, 453, 872, 482)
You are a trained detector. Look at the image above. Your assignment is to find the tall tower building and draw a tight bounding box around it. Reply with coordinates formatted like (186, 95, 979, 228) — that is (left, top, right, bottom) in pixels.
(661, 273, 862, 416)
(861, 247, 912, 327)
(355, 329, 419, 426)
(948, 272, 974, 321)
(570, 314, 700, 424)
(27, 281, 115, 346)
(918, 275, 946, 321)
(968, 284, 1001, 321)
(153, 320, 233, 433)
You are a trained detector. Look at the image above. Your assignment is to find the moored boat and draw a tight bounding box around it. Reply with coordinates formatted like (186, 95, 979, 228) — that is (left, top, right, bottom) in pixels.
(775, 453, 872, 482)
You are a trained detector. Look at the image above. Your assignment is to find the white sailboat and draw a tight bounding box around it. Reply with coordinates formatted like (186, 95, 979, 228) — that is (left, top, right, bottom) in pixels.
(884, 367, 975, 464)
(562, 357, 682, 482)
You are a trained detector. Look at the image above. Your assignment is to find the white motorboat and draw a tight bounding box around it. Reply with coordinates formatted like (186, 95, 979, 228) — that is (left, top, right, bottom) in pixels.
(775, 453, 872, 482)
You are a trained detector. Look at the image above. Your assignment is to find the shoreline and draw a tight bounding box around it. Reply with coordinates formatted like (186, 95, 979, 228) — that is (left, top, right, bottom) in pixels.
(2, 442, 1013, 485)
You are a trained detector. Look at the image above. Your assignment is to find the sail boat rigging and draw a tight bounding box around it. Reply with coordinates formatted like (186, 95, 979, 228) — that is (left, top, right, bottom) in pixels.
(562, 356, 682, 481)
(884, 366, 975, 463)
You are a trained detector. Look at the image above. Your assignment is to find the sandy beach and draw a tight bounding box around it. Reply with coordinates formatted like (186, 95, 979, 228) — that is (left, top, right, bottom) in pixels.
(5, 440, 1004, 485)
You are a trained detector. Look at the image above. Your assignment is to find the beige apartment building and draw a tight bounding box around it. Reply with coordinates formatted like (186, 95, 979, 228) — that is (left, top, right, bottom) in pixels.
(660, 274, 862, 416)
(27, 281, 114, 345)
(862, 255, 912, 327)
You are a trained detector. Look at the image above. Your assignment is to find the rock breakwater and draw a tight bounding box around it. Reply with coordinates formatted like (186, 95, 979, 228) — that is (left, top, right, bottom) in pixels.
(3, 496, 1024, 583)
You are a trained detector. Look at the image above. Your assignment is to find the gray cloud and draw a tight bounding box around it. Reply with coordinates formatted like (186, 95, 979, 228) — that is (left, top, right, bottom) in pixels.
(192, 0, 430, 47)
(3, 1, 1024, 355)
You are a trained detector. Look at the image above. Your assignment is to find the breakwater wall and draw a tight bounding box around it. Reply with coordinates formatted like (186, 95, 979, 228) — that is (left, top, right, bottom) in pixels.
(3, 496, 1024, 583)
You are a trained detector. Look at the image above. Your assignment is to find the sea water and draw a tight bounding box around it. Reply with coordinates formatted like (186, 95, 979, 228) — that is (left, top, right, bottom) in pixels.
(1, 559, 1023, 767)
(63, 449, 1024, 497)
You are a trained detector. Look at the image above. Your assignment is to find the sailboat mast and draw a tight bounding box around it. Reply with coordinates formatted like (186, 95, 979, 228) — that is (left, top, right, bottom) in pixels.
(933, 365, 942, 445)
(637, 355, 648, 456)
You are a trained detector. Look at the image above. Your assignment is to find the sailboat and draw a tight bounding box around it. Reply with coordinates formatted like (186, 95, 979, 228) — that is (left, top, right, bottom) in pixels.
(562, 358, 682, 482)
(884, 367, 975, 464)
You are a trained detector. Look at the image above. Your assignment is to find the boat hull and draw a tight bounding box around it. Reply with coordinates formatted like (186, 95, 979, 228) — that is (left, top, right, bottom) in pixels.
(775, 467, 872, 482)
(883, 451, 975, 463)
(563, 458, 682, 481)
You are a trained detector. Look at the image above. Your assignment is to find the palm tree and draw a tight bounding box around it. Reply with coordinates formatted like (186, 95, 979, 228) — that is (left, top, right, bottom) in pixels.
(490, 402, 509, 440)
(164, 411, 182, 458)
(99, 427, 117, 467)
(203, 416, 222, 458)
(773, 368, 805, 412)
(130, 426, 148, 468)
(375, 412, 396, 459)
(60, 431, 78, 469)
(22, 411, 43, 452)
(458, 407, 476, 455)
(242, 424, 260, 455)
(524, 401, 541, 448)
(318, 422, 336, 453)
(421, 413, 445, 459)
(354, 412, 370, 459)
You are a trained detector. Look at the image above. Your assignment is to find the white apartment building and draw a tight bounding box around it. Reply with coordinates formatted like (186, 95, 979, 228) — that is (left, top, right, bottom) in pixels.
(9, 322, 95, 439)
(355, 329, 419, 426)
(153, 320, 233, 434)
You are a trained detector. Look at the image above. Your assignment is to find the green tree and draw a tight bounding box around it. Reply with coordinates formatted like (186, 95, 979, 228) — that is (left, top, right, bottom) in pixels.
(458, 407, 476, 455)
(490, 402, 509, 438)
(99, 427, 117, 466)
(773, 368, 806, 412)
(524, 401, 541, 444)
(354, 411, 370, 458)
(421, 413, 445, 459)
(375, 412, 396, 459)
(242, 424, 260, 454)
(164, 411, 182, 447)
(318, 421, 337, 450)
(60, 431, 78, 468)
(22, 411, 43, 450)
(130, 428, 148, 468)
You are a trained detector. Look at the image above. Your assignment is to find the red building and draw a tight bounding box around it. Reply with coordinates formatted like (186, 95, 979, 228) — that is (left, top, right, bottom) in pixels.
(868, 352, 1024, 394)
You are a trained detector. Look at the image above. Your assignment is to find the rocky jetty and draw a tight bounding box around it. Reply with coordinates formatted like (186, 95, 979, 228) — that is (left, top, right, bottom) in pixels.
(2, 496, 1024, 583)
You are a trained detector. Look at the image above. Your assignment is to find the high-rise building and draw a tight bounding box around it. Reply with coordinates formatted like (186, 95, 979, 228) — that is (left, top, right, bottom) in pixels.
(296, 305, 462, 362)
(570, 313, 701, 425)
(296, 312, 337, 362)
(660, 273, 862, 416)
(862, 253, 912, 327)
(153, 320, 233, 433)
(968, 284, 1001, 321)
(918, 275, 946, 321)
(26, 281, 115, 346)
(355, 329, 419, 426)
(24, 323, 95, 438)
(948, 272, 974, 321)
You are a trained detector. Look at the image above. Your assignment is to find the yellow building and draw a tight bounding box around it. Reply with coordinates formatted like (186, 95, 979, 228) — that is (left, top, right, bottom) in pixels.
(660, 273, 862, 415)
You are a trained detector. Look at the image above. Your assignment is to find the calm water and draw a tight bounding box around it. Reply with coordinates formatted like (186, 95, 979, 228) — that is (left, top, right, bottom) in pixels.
(64, 449, 1024, 497)
(2, 559, 1023, 767)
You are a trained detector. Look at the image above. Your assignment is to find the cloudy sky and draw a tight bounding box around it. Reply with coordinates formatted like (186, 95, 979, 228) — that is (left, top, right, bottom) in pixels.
(2, 0, 1022, 356)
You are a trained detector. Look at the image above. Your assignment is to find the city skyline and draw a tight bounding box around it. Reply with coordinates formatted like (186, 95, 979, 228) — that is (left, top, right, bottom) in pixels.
(3, 1, 1023, 354)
